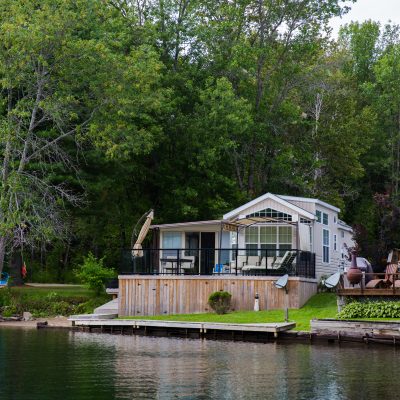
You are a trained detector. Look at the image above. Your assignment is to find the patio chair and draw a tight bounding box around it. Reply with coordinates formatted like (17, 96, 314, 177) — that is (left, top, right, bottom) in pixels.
(0, 272, 9, 288)
(271, 251, 297, 272)
(229, 255, 248, 272)
(160, 255, 177, 274)
(242, 255, 262, 274)
(366, 263, 398, 289)
(180, 255, 195, 272)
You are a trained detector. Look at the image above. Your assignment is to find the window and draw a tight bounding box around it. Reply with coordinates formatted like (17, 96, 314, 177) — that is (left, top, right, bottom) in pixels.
(244, 226, 292, 257)
(245, 227, 258, 256)
(162, 232, 181, 256)
(316, 210, 328, 225)
(341, 231, 344, 238)
(260, 226, 277, 257)
(247, 208, 292, 221)
(300, 217, 311, 224)
(323, 229, 330, 263)
(334, 234, 337, 251)
(334, 216, 337, 223)
(278, 226, 292, 256)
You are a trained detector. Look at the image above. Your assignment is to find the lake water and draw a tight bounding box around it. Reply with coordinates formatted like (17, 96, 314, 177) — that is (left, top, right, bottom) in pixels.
(0, 328, 398, 400)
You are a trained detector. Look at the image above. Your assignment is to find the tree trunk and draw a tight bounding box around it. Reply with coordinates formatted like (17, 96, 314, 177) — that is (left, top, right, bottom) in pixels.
(9, 252, 23, 286)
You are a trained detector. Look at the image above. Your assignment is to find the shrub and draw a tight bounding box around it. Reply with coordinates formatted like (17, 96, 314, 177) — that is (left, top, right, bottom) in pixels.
(208, 291, 232, 314)
(75, 253, 115, 295)
(338, 301, 400, 319)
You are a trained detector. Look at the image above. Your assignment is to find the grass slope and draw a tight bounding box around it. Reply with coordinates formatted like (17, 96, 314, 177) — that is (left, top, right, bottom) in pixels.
(121, 292, 338, 331)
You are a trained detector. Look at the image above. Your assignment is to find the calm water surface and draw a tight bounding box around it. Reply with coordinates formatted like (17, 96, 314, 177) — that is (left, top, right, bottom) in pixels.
(0, 328, 398, 400)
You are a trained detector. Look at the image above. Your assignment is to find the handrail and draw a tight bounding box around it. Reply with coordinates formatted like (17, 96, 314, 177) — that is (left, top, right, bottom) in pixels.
(121, 248, 316, 278)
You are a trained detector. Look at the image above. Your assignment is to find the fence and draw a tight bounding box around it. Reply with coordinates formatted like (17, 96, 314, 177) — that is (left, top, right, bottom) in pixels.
(119, 248, 316, 279)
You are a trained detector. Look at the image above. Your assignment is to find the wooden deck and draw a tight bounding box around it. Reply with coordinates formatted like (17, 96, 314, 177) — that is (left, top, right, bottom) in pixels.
(338, 288, 400, 296)
(118, 275, 317, 317)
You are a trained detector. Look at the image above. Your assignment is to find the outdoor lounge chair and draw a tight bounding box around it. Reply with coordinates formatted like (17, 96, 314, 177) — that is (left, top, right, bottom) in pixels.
(230, 255, 248, 272)
(271, 251, 297, 272)
(241, 255, 261, 271)
(365, 263, 398, 289)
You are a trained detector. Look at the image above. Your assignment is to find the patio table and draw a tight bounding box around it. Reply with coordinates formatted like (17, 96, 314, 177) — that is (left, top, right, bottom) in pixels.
(160, 258, 194, 274)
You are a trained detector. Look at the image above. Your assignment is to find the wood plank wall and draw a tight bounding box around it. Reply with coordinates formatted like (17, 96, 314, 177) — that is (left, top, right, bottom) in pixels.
(118, 276, 317, 317)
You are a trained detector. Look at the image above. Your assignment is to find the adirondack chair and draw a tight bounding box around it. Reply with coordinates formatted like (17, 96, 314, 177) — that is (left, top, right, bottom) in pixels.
(366, 263, 398, 289)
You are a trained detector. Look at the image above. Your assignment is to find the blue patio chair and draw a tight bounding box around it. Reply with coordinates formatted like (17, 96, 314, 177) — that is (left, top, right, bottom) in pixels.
(213, 264, 224, 274)
(0, 272, 9, 288)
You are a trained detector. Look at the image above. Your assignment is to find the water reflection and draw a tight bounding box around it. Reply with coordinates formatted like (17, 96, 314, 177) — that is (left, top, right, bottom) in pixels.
(0, 329, 399, 400)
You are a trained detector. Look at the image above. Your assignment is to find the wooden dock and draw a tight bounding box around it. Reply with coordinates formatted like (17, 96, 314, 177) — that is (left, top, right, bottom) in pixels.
(70, 318, 296, 341)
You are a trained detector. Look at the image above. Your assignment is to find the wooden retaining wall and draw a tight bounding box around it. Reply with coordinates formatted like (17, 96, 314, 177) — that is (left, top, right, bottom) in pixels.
(118, 275, 317, 317)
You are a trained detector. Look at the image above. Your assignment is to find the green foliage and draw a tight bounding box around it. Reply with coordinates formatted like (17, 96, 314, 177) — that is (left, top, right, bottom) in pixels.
(208, 291, 232, 315)
(338, 301, 400, 319)
(74, 253, 115, 295)
(0, 286, 109, 317)
(2, 2, 400, 275)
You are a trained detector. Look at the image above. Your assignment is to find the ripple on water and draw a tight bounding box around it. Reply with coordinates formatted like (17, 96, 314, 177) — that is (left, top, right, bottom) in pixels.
(0, 329, 399, 400)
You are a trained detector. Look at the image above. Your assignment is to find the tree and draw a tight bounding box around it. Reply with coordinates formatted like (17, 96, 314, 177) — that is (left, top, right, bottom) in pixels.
(0, 0, 167, 274)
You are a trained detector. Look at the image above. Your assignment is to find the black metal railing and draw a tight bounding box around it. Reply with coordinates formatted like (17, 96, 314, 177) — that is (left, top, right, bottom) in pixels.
(119, 248, 316, 279)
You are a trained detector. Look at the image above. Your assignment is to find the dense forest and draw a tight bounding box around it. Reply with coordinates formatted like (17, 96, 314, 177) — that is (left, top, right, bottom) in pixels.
(0, 0, 399, 280)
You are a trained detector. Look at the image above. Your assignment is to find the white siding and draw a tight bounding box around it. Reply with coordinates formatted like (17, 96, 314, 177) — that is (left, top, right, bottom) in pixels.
(238, 198, 298, 219)
(284, 200, 315, 214)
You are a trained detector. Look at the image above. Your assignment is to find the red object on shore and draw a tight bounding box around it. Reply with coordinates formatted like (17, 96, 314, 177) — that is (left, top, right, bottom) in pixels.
(21, 262, 27, 279)
(347, 251, 362, 285)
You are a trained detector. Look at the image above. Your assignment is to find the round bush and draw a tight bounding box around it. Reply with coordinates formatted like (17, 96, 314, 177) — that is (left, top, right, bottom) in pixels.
(208, 291, 232, 314)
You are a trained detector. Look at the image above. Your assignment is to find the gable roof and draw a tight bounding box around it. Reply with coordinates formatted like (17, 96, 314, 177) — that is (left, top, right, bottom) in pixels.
(337, 219, 353, 232)
(223, 193, 315, 220)
(278, 195, 340, 213)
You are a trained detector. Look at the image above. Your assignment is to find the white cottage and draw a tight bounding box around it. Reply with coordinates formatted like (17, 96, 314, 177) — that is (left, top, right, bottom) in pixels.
(149, 193, 354, 279)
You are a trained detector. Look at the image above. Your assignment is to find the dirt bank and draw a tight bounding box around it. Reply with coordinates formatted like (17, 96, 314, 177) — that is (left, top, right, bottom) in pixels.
(0, 316, 72, 329)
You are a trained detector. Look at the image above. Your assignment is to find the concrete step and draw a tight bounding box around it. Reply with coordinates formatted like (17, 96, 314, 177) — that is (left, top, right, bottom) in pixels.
(69, 313, 117, 320)
(94, 298, 119, 315)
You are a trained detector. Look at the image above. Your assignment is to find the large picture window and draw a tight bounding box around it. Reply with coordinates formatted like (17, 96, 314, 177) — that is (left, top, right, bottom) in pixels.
(323, 229, 330, 263)
(245, 226, 292, 256)
(245, 227, 258, 256)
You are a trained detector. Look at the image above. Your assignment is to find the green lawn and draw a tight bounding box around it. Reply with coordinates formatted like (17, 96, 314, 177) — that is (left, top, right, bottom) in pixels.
(120, 292, 338, 331)
(10, 285, 92, 298)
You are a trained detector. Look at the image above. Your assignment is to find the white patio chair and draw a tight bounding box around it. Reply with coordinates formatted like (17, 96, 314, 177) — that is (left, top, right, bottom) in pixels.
(230, 255, 247, 272)
(180, 255, 195, 272)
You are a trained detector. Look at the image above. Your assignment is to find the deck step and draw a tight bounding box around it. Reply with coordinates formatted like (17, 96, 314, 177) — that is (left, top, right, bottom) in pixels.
(93, 298, 119, 315)
(69, 313, 117, 320)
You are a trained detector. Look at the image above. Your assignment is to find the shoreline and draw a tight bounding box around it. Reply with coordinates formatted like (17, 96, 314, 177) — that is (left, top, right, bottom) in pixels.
(0, 317, 72, 329)
(3, 317, 400, 348)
